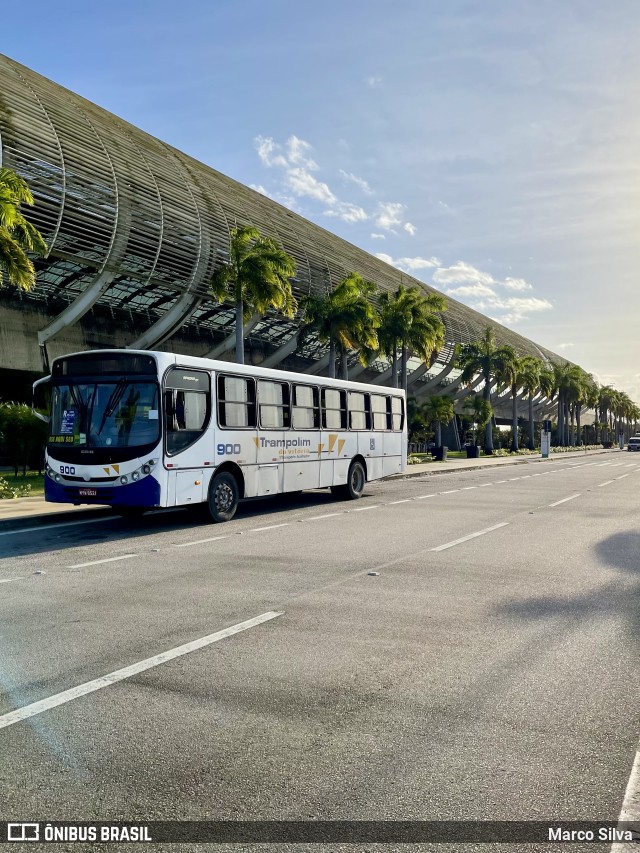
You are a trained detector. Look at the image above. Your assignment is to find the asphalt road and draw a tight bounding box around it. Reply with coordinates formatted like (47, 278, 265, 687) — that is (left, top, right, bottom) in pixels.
(1, 455, 639, 852)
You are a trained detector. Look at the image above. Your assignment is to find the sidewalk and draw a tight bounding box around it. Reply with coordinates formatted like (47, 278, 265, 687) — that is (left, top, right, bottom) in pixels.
(0, 447, 621, 532)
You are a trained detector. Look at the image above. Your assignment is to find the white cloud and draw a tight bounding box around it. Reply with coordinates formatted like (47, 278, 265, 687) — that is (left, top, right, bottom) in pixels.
(324, 201, 368, 223)
(250, 184, 269, 196)
(370, 233, 386, 240)
(366, 76, 382, 88)
(433, 261, 495, 288)
(375, 202, 405, 231)
(339, 169, 374, 195)
(376, 253, 441, 272)
(286, 135, 318, 169)
(255, 136, 288, 168)
(446, 283, 497, 299)
(503, 277, 533, 292)
(555, 342, 575, 350)
(286, 167, 336, 204)
(253, 134, 417, 231)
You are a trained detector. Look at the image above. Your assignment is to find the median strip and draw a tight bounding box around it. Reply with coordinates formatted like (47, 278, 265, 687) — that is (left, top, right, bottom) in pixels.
(431, 522, 509, 552)
(0, 611, 283, 731)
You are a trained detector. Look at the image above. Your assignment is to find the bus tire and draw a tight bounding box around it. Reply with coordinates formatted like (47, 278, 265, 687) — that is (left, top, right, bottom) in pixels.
(207, 471, 239, 522)
(332, 459, 366, 500)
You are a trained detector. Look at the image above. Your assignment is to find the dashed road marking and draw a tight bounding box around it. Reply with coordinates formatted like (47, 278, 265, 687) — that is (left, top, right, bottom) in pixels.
(174, 536, 228, 548)
(0, 516, 115, 538)
(0, 577, 25, 584)
(598, 480, 615, 487)
(67, 554, 136, 569)
(611, 737, 640, 852)
(0, 611, 283, 731)
(549, 493, 581, 507)
(389, 499, 411, 505)
(441, 489, 459, 494)
(415, 494, 436, 499)
(251, 523, 290, 532)
(616, 474, 630, 480)
(352, 505, 379, 512)
(308, 513, 342, 521)
(431, 522, 509, 552)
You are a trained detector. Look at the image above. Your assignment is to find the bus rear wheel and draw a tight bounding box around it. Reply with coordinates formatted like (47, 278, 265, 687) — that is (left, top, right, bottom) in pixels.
(207, 471, 239, 522)
(331, 460, 366, 500)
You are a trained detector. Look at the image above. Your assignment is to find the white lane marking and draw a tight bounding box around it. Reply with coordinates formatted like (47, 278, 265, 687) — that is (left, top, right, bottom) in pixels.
(478, 483, 493, 487)
(251, 523, 289, 532)
(624, 463, 636, 468)
(520, 475, 531, 479)
(616, 474, 630, 480)
(308, 512, 342, 521)
(598, 462, 612, 466)
(0, 515, 115, 538)
(611, 739, 640, 853)
(531, 473, 541, 477)
(431, 522, 509, 552)
(415, 494, 436, 499)
(549, 493, 581, 507)
(0, 577, 25, 584)
(462, 486, 477, 490)
(598, 480, 615, 487)
(441, 489, 459, 494)
(173, 536, 228, 548)
(352, 505, 378, 511)
(389, 499, 411, 505)
(66, 554, 136, 569)
(0, 611, 282, 731)
(495, 480, 507, 484)
(509, 477, 521, 481)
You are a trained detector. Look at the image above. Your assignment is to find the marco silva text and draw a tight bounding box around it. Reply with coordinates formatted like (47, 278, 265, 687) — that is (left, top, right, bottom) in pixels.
(548, 825, 634, 843)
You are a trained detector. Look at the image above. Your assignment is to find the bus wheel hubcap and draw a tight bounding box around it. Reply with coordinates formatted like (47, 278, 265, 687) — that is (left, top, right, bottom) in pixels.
(215, 483, 234, 511)
(352, 468, 363, 492)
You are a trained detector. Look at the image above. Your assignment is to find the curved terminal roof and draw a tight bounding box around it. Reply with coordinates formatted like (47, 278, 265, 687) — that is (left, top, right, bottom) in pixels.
(0, 53, 561, 401)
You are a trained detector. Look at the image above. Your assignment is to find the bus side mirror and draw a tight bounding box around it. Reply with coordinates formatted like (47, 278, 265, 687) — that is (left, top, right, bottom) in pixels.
(32, 375, 51, 423)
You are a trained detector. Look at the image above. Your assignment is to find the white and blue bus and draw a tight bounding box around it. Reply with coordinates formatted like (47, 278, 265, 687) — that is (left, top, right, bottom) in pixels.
(35, 349, 407, 522)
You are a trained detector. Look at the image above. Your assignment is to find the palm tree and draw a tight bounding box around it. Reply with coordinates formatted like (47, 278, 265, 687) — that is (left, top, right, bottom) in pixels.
(298, 272, 379, 379)
(421, 395, 454, 448)
(518, 356, 544, 450)
(210, 225, 297, 364)
(456, 328, 516, 454)
(377, 286, 446, 391)
(494, 348, 522, 452)
(463, 394, 493, 447)
(0, 167, 48, 291)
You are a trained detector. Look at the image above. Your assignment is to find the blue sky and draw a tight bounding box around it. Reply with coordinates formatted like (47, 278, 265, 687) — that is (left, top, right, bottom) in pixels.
(3, 0, 640, 397)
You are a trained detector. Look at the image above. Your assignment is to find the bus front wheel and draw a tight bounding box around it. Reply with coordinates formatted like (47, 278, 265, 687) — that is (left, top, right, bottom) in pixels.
(331, 460, 366, 500)
(207, 471, 239, 522)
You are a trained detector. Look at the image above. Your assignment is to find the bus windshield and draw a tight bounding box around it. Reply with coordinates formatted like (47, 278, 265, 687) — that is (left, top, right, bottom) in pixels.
(49, 381, 160, 449)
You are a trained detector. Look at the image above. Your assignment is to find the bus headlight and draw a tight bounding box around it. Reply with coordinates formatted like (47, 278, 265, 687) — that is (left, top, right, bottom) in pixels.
(142, 464, 151, 475)
(54, 473, 61, 482)
(131, 471, 140, 481)
(120, 475, 128, 485)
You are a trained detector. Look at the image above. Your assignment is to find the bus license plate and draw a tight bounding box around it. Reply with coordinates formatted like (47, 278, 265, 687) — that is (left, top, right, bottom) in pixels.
(79, 488, 97, 496)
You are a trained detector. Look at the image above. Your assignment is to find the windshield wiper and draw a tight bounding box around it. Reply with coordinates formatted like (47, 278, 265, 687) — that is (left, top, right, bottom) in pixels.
(96, 379, 128, 436)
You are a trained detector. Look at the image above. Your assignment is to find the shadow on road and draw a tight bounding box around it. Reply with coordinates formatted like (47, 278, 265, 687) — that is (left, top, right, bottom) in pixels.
(1, 490, 348, 559)
(494, 529, 640, 642)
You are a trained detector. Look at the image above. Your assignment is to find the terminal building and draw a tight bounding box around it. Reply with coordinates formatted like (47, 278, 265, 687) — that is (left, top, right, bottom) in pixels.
(0, 54, 560, 425)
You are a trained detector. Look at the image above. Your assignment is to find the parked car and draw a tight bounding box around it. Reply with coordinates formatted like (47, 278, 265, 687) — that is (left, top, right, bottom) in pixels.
(627, 437, 640, 451)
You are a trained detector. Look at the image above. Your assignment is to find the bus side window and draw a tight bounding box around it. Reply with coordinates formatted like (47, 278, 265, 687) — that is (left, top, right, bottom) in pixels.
(164, 368, 211, 454)
(391, 396, 404, 431)
(217, 375, 256, 428)
(258, 380, 290, 429)
(348, 391, 371, 430)
(371, 395, 389, 431)
(321, 388, 346, 429)
(292, 384, 319, 429)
